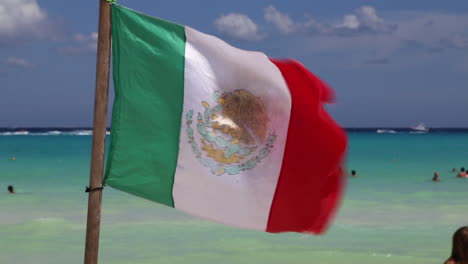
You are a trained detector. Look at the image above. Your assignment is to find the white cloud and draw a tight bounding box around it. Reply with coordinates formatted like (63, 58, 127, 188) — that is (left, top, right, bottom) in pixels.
(341, 15, 360, 30)
(277, 10, 468, 69)
(264, 5, 396, 37)
(5, 57, 35, 68)
(58, 32, 98, 55)
(73, 33, 88, 42)
(73, 32, 98, 43)
(333, 6, 396, 35)
(214, 13, 265, 40)
(439, 34, 468, 49)
(386, 12, 468, 54)
(0, 0, 57, 45)
(264, 6, 298, 34)
(57, 44, 96, 55)
(90, 32, 98, 41)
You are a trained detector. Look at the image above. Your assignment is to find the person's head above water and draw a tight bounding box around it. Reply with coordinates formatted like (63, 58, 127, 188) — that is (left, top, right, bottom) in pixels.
(448, 226, 468, 264)
(7, 185, 14, 194)
(351, 170, 356, 176)
(461, 167, 465, 172)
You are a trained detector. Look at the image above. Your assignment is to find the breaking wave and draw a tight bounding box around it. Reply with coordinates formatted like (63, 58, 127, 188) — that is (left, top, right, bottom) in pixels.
(0, 130, 110, 136)
(376, 129, 397, 134)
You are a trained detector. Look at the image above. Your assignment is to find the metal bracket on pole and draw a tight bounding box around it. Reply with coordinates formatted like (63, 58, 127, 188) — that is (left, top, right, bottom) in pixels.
(85, 186, 104, 193)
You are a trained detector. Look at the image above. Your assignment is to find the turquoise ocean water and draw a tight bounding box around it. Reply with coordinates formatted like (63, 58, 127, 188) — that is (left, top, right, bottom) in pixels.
(1, 130, 467, 264)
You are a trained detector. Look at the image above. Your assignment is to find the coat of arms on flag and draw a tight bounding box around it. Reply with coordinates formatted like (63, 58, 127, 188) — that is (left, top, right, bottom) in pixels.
(185, 89, 276, 176)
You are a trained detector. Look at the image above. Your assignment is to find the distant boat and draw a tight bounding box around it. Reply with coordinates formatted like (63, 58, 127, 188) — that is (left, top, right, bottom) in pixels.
(411, 123, 429, 132)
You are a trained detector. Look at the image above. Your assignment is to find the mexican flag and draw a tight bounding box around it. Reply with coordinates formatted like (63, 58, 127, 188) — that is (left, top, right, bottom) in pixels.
(104, 4, 347, 234)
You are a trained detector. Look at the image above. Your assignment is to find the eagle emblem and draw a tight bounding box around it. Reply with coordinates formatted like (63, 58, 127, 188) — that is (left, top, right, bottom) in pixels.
(185, 89, 276, 175)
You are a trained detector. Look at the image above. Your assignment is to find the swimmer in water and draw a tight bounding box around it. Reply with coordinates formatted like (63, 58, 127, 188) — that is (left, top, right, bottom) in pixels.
(444, 226, 468, 264)
(7, 185, 15, 194)
(432, 172, 440, 182)
(457, 167, 466, 178)
(350, 170, 357, 177)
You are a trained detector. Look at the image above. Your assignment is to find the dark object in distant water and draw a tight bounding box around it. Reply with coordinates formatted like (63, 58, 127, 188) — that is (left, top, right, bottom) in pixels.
(351, 170, 357, 177)
(7, 185, 15, 194)
(457, 167, 466, 178)
(444, 226, 468, 264)
(432, 172, 440, 182)
(452, 168, 457, 173)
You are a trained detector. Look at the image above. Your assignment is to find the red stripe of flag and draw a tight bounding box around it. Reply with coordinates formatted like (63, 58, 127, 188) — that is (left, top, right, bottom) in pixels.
(267, 59, 347, 234)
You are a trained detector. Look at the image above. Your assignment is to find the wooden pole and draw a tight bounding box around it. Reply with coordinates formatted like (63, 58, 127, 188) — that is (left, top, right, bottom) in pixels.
(84, 1, 111, 264)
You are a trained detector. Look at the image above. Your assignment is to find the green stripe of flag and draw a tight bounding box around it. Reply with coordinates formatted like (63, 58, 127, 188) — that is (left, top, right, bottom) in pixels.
(104, 4, 186, 207)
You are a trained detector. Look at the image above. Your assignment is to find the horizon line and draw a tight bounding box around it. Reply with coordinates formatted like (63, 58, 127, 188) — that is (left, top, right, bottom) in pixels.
(1, 127, 468, 130)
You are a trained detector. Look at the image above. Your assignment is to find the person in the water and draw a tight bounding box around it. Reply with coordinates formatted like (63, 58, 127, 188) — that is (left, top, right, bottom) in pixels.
(7, 185, 15, 194)
(457, 167, 466, 178)
(432, 172, 440, 182)
(350, 170, 357, 177)
(444, 226, 468, 264)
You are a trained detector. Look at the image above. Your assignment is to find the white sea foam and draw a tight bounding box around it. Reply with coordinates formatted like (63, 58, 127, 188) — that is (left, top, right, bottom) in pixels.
(55, 130, 93, 136)
(0, 130, 89, 136)
(0, 131, 29, 135)
(377, 129, 397, 134)
(0, 130, 111, 136)
(70, 130, 93, 136)
(61, 130, 111, 136)
(30, 131, 63, 136)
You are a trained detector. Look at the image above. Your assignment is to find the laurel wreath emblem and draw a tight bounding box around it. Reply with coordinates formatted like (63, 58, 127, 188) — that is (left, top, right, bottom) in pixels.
(185, 90, 276, 176)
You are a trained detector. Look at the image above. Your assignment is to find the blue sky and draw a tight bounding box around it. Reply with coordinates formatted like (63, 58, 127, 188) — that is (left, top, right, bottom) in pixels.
(1, 0, 467, 127)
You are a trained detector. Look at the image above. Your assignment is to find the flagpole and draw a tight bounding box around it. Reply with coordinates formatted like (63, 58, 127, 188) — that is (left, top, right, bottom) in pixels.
(84, 0, 112, 263)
